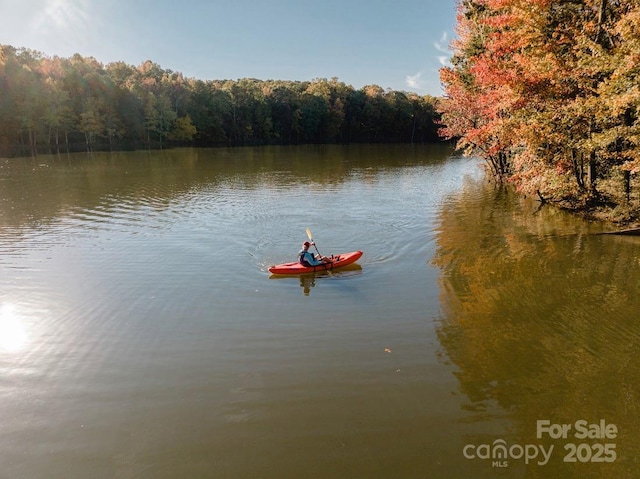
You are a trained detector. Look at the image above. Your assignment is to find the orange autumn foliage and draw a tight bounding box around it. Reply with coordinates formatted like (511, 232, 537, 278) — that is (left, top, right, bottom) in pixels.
(439, 0, 640, 214)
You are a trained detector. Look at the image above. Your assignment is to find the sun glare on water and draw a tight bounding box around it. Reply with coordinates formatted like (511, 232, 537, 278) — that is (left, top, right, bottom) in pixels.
(0, 304, 27, 353)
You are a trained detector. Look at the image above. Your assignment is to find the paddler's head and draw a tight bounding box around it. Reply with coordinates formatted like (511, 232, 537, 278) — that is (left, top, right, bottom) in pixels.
(302, 241, 311, 250)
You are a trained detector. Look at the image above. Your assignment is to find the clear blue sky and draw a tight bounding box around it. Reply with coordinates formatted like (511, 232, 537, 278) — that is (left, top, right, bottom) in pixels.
(1, 0, 457, 96)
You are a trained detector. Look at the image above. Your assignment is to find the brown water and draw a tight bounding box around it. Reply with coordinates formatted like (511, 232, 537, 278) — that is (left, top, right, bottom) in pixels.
(1, 144, 638, 478)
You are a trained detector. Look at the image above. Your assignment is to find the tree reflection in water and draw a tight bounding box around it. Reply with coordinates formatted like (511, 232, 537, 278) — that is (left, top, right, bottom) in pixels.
(433, 178, 640, 478)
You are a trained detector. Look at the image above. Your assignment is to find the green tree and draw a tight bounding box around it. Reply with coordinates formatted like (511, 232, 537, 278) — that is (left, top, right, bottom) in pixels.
(78, 97, 105, 151)
(167, 114, 197, 142)
(0, 44, 445, 156)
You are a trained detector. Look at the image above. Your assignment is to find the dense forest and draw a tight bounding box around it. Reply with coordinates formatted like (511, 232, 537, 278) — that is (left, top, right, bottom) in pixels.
(0, 45, 440, 157)
(439, 0, 640, 221)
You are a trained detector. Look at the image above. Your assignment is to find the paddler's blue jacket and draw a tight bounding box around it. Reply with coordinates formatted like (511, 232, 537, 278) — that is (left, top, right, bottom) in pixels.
(299, 249, 323, 267)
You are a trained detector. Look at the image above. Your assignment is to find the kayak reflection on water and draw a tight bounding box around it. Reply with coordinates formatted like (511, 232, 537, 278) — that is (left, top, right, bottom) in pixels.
(299, 275, 316, 296)
(269, 264, 363, 296)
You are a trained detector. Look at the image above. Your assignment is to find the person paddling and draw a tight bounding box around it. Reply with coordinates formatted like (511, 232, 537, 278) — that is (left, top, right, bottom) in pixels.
(298, 241, 331, 267)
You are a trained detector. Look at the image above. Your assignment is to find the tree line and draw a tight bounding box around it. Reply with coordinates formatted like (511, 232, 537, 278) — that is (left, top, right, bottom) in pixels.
(0, 45, 441, 157)
(439, 0, 640, 220)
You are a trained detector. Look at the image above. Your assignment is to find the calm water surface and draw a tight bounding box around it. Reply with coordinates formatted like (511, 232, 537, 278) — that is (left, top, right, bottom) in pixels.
(1, 145, 639, 478)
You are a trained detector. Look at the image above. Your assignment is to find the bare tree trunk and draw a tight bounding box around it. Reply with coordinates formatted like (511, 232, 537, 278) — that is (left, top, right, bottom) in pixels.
(30, 128, 37, 156)
(596, 0, 607, 43)
(572, 149, 586, 190)
(588, 151, 598, 197)
(624, 170, 631, 202)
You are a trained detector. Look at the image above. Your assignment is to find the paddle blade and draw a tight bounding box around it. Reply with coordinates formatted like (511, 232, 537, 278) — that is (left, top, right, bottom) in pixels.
(305, 228, 313, 241)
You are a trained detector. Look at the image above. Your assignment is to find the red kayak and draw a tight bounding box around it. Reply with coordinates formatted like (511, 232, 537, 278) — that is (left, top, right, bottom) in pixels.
(268, 251, 363, 275)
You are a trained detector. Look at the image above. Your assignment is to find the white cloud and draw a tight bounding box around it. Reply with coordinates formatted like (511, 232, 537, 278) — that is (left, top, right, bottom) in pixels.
(404, 30, 453, 92)
(32, 0, 89, 31)
(434, 31, 453, 66)
(25, 0, 93, 51)
(434, 31, 451, 54)
(406, 72, 425, 90)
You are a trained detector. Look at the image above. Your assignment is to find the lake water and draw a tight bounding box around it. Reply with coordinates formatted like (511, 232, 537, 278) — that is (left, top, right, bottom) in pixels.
(1, 144, 639, 478)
